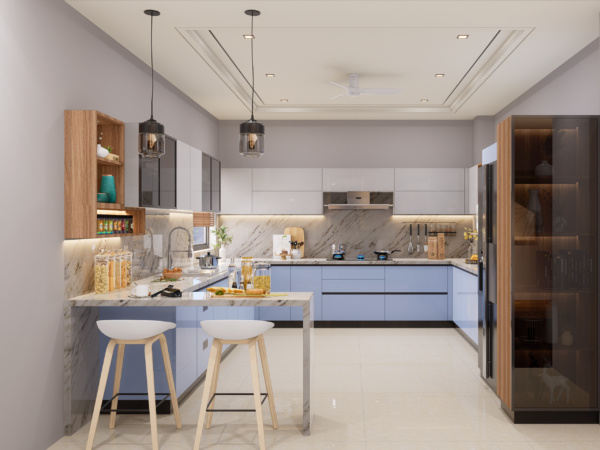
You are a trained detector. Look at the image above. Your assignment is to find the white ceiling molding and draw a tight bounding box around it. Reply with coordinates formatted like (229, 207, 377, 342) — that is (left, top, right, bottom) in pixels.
(182, 29, 258, 113)
(447, 28, 533, 113)
(182, 26, 531, 116)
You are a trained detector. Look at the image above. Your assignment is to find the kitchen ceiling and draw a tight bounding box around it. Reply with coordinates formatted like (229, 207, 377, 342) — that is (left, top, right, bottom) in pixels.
(66, 1, 600, 120)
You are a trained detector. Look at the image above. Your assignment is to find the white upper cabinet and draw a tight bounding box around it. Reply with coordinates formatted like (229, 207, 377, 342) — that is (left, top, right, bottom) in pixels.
(252, 168, 322, 191)
(394, 168, 465, 192)
(190, 146, 203, 212)
(176, 141, 191, 211)
(394, 191, 465, 215)
(252, 191, 323, 215)
(221, 168, 252, 214)
(323, 168, 394, 192)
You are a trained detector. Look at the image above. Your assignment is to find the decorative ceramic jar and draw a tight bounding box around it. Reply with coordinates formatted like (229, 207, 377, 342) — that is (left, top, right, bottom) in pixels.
(99, 175, 117, 203)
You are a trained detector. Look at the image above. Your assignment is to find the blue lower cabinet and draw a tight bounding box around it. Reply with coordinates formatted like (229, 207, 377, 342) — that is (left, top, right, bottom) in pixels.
(384, 295, 448, 321)
(175, 307, 197, 396)
(291, 266, 322, 321)
(322, 266, 385, 280)
(384, 266, 448, 293)
(260, 266, 291, 321)
(322, 279, 385, 293)
(197, 305, 214, 380)
(322, 294, 385, 321)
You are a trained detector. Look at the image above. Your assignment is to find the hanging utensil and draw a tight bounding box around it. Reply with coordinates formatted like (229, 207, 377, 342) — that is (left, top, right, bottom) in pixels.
(417, 224, 420, 252)
(408, 224, 414, 255)
(424, 224, 428, 252)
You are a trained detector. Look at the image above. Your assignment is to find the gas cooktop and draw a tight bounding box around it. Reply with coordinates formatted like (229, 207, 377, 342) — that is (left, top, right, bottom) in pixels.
(326, 256, 390, 262)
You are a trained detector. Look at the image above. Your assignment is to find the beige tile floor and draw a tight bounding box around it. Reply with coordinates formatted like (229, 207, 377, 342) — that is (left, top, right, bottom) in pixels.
(50, 328, 600, 450)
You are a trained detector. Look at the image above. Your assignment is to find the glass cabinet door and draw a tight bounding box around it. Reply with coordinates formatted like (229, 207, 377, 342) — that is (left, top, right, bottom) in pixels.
(512, 117, 598, 409)
(140, 157, 159, 207)
(211, 158, 220, 212)
(159, 136, 176, 209)
(202, 153, 211, 212)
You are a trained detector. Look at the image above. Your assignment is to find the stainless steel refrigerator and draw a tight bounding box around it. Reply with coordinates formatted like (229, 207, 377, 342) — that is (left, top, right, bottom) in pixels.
(478, 156, 498, 391)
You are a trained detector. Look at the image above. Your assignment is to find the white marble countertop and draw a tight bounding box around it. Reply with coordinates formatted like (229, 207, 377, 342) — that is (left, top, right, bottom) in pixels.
(244, 257, 478, 275)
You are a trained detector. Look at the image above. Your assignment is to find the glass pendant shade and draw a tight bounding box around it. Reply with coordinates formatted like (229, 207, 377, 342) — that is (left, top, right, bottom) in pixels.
(239, 120, 265, 158)
(138, 118, 165, 158)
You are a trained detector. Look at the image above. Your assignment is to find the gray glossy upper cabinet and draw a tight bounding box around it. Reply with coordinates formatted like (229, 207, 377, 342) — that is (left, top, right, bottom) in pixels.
(201, 153, 221, 213)
(138, 135, 177, 209)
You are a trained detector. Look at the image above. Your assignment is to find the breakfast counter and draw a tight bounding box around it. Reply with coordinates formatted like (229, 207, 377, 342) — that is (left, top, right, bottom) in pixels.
(64, 272, 315, 437)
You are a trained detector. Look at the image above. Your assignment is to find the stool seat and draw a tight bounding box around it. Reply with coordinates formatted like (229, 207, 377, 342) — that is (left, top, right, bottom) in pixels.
(97, 320, 176, 341)
(201, 320, 274, 340)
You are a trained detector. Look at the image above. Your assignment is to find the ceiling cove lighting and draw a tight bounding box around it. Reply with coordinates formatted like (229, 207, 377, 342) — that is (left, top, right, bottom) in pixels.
(239, 10, 265, 159)
(435, 74, 445, 77)
(457, 35, 469, 39)
(243, 34, 254, 39)
(138, 10, 166, 159)
(266, 74, 275, 77)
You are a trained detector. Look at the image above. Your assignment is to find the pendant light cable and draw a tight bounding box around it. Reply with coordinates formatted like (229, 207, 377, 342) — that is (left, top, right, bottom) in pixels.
(151, 14, 154, 120)
(250, 13, 255, 120)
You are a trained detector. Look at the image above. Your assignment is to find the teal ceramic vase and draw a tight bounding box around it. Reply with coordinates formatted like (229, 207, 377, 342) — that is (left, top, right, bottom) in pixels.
(99, 175, 117, 203)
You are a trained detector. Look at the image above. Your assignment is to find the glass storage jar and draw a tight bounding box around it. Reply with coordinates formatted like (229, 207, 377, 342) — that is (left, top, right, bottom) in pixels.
(122, 245, 133, 286)
(94, 250, 109, 294)
(241, 257, 254, 291)
(106, 251, 116, 292)
(114, 249, 124, 290)
(253, 263, 272, 294)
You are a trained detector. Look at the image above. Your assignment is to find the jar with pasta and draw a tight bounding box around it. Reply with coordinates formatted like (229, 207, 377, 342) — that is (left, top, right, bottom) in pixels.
(114, 249, 124, 290)
(253, 263, 271, 294)
(122, 245, 133, 286)
(106, 251, 116, 292)
(241, 257, 254, 291)
(94, 250, 109, 294)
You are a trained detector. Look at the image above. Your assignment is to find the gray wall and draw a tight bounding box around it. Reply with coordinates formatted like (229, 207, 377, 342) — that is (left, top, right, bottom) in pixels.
(219, 120, 474, 168)
(1, 1, 218, 448)
(472, 116, 495, 165)
(494, 38, 600, 128)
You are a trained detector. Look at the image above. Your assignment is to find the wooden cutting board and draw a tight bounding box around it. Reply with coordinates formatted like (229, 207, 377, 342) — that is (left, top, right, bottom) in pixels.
(284, 227, 305, 257)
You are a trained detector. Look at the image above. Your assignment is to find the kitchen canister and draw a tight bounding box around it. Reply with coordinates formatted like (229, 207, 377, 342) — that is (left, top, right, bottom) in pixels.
(99, 175, 117, 203)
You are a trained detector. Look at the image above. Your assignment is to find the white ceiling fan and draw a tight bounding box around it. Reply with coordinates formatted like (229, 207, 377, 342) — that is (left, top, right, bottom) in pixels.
(327, 74, 401, 100)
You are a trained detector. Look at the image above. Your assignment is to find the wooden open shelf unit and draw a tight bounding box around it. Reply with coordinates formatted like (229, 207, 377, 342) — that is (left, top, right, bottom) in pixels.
(65, 110, 145, 239)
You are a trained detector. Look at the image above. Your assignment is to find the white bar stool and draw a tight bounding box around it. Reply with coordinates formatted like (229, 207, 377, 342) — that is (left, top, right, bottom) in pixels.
(86, 320, 182, 450)
(193, 320, 278, 450)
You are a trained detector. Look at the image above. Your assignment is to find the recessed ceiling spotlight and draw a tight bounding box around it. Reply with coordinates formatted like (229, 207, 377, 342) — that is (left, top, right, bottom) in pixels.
(243, 34, 254, 39)
(457, 35, 469, 39)
(281, 99, 288, 103)
(266, 74, 275, 77)
(435, 74, 445, 77)
(421, 99, 428, 103)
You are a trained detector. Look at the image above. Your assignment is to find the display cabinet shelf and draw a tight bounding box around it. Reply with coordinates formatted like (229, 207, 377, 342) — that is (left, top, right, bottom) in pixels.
(65, 110, 145, 239)
(497, 115, 599, 420)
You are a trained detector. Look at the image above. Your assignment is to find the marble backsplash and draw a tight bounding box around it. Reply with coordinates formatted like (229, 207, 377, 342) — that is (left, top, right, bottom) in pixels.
(64, 210, 196, 299)
(218, 210, 476, 260)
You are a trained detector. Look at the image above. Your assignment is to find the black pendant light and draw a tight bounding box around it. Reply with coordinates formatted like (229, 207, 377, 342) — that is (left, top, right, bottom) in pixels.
(239, 10, 265, 158)
(139, 10, 166, 159)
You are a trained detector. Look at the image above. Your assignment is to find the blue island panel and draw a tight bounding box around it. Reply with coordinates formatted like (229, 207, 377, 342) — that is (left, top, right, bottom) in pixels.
(291, 266, 321, 320)
(260, 266, 291, 321)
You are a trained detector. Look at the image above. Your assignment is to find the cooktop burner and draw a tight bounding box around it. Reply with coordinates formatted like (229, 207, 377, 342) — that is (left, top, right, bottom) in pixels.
(326, 256, 382, 262)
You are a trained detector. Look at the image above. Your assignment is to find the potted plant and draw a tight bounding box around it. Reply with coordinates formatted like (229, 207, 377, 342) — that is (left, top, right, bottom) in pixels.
(212, 226, 233, 260)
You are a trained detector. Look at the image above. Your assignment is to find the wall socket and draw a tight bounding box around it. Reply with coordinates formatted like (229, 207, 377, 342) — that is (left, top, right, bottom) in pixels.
(203, 339, 209, 350)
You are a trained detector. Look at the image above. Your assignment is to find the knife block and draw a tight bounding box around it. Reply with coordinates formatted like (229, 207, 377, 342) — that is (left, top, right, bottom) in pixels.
(437, 233, 446, 260)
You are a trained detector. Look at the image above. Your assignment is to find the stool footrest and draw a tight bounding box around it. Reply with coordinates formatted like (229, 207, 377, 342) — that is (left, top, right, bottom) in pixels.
(206, 393, 268, 412)
(101, 392, 171, 413)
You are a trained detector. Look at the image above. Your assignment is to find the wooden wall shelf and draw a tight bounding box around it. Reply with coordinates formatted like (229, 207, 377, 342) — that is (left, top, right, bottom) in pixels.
(65, 110, 145, 239)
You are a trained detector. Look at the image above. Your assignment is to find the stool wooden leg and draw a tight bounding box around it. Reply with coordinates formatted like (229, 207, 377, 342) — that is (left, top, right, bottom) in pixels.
(249, 338, 267, 450)
(86, 339, 117, 450)
(193, 339, 220, 450)
(158, 333, 182, 429)
(206, 340, 223, 429)
(109, 343, 125, 429)
(145, 340, 159, 450)
(258, 334, 278, 429)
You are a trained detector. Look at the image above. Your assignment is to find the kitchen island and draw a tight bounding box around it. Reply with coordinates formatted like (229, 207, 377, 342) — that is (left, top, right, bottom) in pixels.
(63, 270, 314, 437)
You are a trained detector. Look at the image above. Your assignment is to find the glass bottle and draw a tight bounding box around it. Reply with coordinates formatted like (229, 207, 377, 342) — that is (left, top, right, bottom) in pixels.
(253, 263, 272, 294)
(241, 257, 254, 291)
(228, 262, 240, 289)
(94, 250, 109, 294)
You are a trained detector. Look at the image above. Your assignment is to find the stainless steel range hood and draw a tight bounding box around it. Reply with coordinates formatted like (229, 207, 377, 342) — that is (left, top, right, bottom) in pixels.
(326, 191, 392, 210)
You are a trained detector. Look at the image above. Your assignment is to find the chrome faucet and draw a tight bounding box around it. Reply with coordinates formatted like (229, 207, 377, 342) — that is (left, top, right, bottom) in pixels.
(141, 227, 163, 275)
(167, 227, 193, 270)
